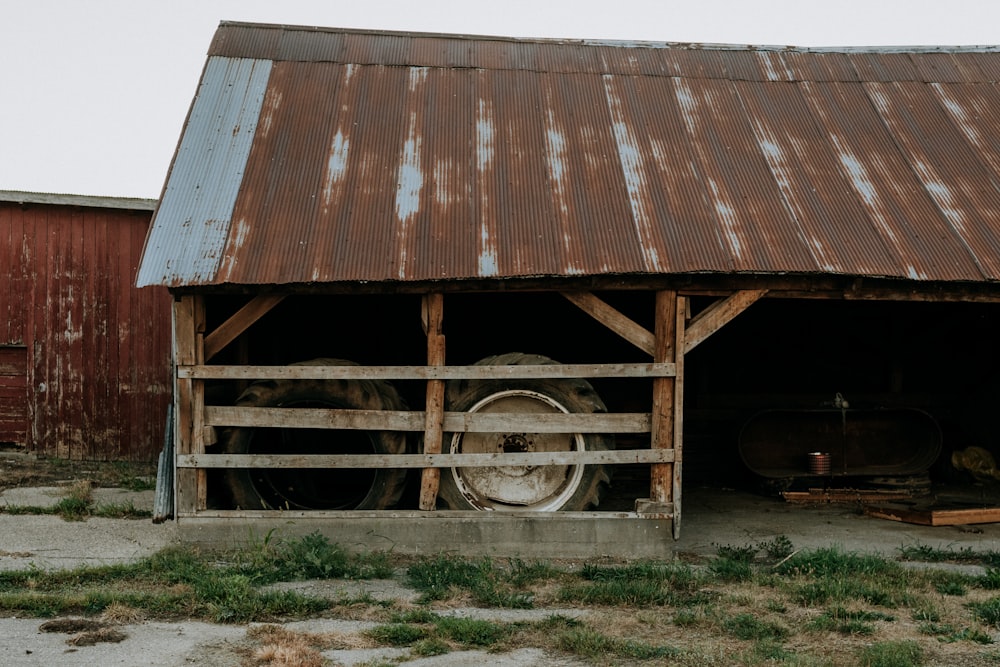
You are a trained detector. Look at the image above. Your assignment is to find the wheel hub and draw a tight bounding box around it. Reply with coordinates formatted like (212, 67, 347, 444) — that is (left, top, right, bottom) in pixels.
(450, 389, 585, 509)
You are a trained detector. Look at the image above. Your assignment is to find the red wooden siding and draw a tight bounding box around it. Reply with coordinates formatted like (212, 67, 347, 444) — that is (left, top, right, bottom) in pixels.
(0, 347, 27, 443)
(0, 198, 171, 460)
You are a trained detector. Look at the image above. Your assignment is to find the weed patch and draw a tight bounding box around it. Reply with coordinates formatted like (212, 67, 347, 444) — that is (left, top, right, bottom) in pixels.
(555, 626, 678, 660)
(970, 597, 1000, 626)
(858, 639, 924, 667)
(721, 612, 789, 641)
(406, 554, 533, 608)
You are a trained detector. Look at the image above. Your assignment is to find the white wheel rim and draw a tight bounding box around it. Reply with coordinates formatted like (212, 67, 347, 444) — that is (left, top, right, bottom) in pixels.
(448, 389, 586, 511)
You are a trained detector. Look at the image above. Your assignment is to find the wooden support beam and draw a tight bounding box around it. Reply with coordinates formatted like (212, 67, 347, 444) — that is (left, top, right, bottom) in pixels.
(672, 296, 686, 539)
(419, 293, 446, 511)
(649, 291, 676, 506)
(203, 295, 285, 362)
(173, 296, 197, 515)
(193, 297, 207, 510)
(684, 289, 768, 354)
(561, 291, 655, 356)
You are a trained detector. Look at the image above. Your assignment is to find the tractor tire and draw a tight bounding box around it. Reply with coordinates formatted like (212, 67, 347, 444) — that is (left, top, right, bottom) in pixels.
(438, 352, 613, 511)
(219, 358, 408, 511)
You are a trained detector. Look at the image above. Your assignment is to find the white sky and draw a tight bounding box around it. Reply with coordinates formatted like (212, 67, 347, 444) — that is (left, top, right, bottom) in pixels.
(3, 0, 1000, 199)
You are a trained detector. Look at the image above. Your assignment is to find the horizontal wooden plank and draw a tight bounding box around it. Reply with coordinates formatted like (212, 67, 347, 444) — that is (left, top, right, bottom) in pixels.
(179, 362, 675, 381)
(864, 504, 1000, 526)
(180, 509, 645, 520)
(178, 448, 674, 469)
(204, 406, 653, 433)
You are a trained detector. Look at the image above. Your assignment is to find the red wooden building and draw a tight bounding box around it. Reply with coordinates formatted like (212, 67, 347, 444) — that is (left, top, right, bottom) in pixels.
(0, 191, 172, 461)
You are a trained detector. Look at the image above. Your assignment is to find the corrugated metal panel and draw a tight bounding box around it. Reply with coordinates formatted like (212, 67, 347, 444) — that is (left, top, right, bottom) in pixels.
(138, 57, 271, 287)
(0, 202, 172, 459)
(137, 23, 1000, 287)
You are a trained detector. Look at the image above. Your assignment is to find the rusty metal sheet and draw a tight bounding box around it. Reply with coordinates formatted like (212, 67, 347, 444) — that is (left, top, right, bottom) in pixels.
(800, 81, 982, 281)
(137, 23, 1000, 288)
(866, 81, 1000, 279)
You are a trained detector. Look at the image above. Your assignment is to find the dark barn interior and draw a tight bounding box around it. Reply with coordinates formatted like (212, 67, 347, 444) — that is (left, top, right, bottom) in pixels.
(199, 290, 1000, 509)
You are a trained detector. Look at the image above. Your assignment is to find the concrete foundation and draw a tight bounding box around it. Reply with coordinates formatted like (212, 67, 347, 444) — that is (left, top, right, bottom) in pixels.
(177, 511, 673, 559)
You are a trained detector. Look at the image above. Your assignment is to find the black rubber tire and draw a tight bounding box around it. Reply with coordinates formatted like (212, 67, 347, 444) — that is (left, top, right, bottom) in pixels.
(438, 352, 613, 511)
(219, 359, 408, 511)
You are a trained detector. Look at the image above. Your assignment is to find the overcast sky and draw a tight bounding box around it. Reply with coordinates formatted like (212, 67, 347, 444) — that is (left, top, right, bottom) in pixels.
(4, 0, 1000, 199)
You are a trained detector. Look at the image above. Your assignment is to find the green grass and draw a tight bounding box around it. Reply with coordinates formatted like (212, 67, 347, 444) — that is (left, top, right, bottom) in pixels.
(435, 616, 513, 647)
(554, 626, 679, 660)
(858, 639, 924, 667)
(721, 612, 789, 641)
(560, 560, 711, 607)
(776, 547, 903, 579)
(405, 554, 534, 608)
(0, 480, 151, 521)
(0, 532, 392, 623)
(709, 556, 755, 582)
(918, 621, 994, 644)
(366, 623, 430, 646)
(5, 538, 1000, 664)
(969, 597, 1000, 625)
(806, 606, 895, 635)
(899, 543, 1000, 568)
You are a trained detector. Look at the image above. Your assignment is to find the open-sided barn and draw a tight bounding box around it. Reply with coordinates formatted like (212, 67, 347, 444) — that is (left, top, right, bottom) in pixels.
(138, 22, 1000, 555)
(1, 191, 172, 461)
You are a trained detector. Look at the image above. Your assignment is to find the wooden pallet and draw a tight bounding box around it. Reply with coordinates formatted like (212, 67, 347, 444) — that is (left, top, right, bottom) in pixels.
(863, 504, 1000, 526)
(782, 488, 916, 504)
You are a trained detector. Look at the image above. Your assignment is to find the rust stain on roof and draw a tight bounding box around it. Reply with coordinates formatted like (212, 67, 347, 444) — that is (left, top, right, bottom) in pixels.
(137, 22, 1000, 288)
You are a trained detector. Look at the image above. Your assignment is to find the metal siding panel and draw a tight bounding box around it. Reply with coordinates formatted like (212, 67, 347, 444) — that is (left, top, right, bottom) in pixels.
(341, 32, 414, 65)
(484, 68, 563, 277)
(781, 51, 858, 82)
(410, 35, 472, 68)
(223, 61, 352, 283)
(963, 52, 1000, 82)
(866, 81, 1000, 279)
(275, 27, 345, 62)
(394, 67, 433, 280)
(802, 81, 982, 280)
(720, 50, 794, 82)
(210, 23, 282, 60)
(630, 75, 738, 272)
(910, 53, 974, 83)
(147, 24, 1000, 287)
(539, 73, 643, 275)
(672, 77, 818, 273)
(137, 57, 272, 287)
(601, 74, 711, 273)
(408, 67, 478, 280)
(847, 52, 919, 82)
(933, 83, 1000, 180)
(736, 80, 903, 276)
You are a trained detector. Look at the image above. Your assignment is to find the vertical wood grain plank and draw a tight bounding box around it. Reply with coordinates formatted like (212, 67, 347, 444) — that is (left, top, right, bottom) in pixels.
(173, 296, 197, 515)
(418, 293, 446, 511)
(649, 290, 676, 505)
(672, 296, 687, 539)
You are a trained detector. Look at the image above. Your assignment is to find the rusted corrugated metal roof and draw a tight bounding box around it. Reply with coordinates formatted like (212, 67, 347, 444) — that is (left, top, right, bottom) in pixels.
(137, 22, 1000, 287)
